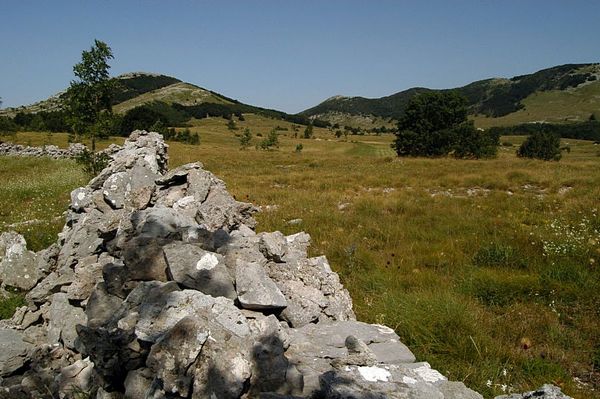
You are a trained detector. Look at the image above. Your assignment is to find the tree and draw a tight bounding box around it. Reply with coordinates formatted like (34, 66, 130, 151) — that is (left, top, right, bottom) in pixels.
(257, 128, 279, 150)
(392, 91, 498, 158)
(517, 131, 562, 161)
(65, 39, 116, 174)
(239, 128, 252, 149)
(303, 123, 313, 139)
(227, 116, 237, 131)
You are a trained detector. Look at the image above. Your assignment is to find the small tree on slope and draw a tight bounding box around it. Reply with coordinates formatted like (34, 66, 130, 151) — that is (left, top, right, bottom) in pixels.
(65, 39, 116, 174)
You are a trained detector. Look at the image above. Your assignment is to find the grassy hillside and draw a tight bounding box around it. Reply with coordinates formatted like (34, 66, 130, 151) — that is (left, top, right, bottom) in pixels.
(113, 82, 233, 113)
(1, 120, 599, 398)
(473, 79, 600, 128)
(0, 72, 181, 117)
(302, 63, 600, 129)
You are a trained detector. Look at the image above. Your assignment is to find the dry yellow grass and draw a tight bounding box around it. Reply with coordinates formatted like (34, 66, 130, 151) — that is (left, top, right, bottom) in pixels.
(2, 115, 600, 398)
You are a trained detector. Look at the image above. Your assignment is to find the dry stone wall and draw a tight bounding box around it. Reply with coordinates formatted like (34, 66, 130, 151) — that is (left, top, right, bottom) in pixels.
(0, 131, 571, 399)
(0, 142, 88, 159)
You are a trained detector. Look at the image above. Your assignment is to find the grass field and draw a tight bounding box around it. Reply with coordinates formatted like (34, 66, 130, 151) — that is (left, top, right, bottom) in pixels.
(1, 114, 599, 398)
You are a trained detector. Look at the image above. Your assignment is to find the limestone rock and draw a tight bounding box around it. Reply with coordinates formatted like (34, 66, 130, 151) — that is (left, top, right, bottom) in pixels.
(57, 357, 94, 399)
(47, 293, 87, 350)
(146, 317, 208, 396)
(236, 260, 287, 311)
(495, 384, 573, 399)
(123, 368, 153, 399)
(70, 187, 93, 212)
(0, 231, 39, 290)
(0, 329, 32, 376)
(121, 236, 169, 282)
(163, 242, 236, 299)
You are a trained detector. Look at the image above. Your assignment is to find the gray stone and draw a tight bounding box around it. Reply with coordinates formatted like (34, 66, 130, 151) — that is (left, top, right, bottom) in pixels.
(26, 271, 74, 304)
(47, 293, 87, 350)
(123, 368, 153, 399)
(259, 231, 286, 263)
(195, 185, 258, 232)
(131, 206, 197, 239)
(86, 283, 123, 328)
(0, 232, 39, 290)
(70, 187, 93, 212)
(65, 255, 103, 300)
(96, 387, 123, 399)
(235, 260, 287, 310)
(57, 357, 94, 399)
(495, 384, 572, 399)
(187, 168, 212, 203)
(155, 162, 201, 186)
(163, 242, 236, 299)
(146, 317, 208, 396)
(121, 236, 169, 282)
(0, 329, 32, 376)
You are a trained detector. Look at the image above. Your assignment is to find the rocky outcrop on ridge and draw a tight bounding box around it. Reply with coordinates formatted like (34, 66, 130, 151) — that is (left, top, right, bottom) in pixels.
(0, 131, 570, 399)
(0, 142, 88, 159)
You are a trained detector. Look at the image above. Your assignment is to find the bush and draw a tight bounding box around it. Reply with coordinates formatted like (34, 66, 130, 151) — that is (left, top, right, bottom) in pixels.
(239, 128, 252, 149)
(392, 91, 498, 158)
(257, 129, 279, 150)
(517, 131, 562, 161)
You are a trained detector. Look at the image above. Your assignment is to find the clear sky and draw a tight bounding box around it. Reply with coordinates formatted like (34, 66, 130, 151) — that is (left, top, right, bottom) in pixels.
(1, 0, 598, 113)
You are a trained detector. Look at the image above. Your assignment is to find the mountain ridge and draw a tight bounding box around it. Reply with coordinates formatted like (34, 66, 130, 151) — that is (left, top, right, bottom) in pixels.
(301, 63, 600, 128)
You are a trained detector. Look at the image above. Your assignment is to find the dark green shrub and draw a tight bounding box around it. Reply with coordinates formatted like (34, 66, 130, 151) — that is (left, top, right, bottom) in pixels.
(393, 91, 498, 158)
(517, 131, 562, 161)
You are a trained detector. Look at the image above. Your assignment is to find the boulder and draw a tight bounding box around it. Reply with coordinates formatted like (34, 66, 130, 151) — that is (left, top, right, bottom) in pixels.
(495, 384, 573, 399)
(235, 260, 287, 310)
(46, 293, 87, 350)
(163, 242, 236, 299)
(0, 232, 39, 290)
(0, 329, 32, 376)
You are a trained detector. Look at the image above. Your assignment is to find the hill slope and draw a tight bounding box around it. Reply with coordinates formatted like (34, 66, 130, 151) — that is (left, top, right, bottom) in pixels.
(0, 72, 322, 129)
(301, 63, 600, 128)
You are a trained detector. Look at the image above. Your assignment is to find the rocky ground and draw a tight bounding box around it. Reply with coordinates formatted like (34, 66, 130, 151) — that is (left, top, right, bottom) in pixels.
(0, 131, 571, 398)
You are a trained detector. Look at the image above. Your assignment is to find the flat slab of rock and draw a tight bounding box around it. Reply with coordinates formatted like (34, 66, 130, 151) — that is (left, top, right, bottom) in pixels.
(0, 329, 33, 376)
(0, 231, 39, 290)
(163, 242, 235, 299)
(235, 260, 287, 310)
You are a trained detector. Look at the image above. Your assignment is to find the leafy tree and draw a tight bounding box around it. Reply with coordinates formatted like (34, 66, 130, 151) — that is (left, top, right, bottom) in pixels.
(517, 131, 562, 161)
(295, 143, 303, 153)
(393, 91, 497, 158)
(257, 128, 279, 150)
(227, 116, 237, 131)
(0, 117, 18, 136)
(239, 128, 252, 149)
(303, 123, 313, 139)
(65, 39, 116, 174)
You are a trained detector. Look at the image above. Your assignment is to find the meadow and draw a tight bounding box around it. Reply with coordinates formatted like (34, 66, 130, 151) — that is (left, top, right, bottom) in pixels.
(1, 115, 599, 398)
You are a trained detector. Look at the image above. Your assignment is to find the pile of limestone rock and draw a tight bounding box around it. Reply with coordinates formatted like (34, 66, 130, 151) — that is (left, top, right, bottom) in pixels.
(0, 131, 571, 399)
(0, 142, 87, 159)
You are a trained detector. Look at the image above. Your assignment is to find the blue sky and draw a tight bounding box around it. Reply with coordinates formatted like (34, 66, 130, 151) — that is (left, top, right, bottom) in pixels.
(1, 1, 598, 113)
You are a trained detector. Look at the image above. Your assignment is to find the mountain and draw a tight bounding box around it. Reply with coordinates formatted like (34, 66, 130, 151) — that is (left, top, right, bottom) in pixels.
(0, 72, 321, 128)
(301, 63, 600, 128)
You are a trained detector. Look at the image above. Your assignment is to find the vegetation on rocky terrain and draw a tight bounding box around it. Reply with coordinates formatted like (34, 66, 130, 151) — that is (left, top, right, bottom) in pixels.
(1, 115, 599, 397)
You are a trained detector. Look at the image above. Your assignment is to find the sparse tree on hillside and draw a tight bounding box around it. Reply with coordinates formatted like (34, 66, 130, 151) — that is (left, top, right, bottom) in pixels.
(65, 39, 116, 174)
(239, 128, 252, 149)
(227, 116, 237, 131)
(393, 91, 498, 158)
(303, 123, 313, 139)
